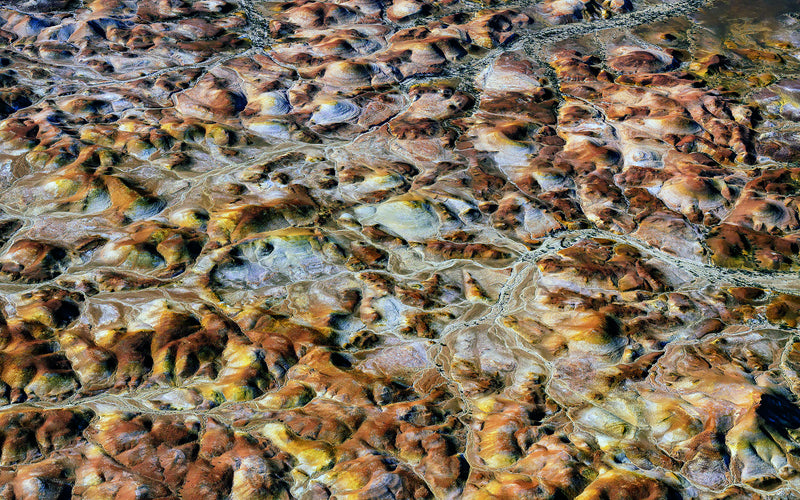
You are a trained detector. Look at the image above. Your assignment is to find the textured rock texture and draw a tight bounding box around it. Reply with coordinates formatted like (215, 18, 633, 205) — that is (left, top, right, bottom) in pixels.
(0, 0, 800, 498)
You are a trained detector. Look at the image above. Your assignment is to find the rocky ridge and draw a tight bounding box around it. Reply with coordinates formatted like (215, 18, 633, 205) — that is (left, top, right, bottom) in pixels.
(1, 0, 800, 498)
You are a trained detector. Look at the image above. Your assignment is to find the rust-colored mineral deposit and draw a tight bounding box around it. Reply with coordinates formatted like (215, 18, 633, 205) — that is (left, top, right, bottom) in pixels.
(0, 0, 799, 498)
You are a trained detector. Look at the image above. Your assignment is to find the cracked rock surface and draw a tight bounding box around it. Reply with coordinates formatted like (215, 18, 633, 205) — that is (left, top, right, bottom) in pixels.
(1, 0, 800, 498)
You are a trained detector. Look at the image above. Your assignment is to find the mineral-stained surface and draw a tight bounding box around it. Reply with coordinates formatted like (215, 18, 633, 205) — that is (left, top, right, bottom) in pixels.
(0, 0, 800, 498)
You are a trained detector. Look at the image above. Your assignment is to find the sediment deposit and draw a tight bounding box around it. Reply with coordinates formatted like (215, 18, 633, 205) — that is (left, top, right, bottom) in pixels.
(0, 0, 800, 498)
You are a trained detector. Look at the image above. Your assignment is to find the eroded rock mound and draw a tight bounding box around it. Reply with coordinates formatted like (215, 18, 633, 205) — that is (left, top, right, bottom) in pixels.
(1, 0, 800, 497)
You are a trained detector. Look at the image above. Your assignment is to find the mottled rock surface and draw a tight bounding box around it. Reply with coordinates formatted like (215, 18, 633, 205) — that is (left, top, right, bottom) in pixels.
(0, 0, 800, 498)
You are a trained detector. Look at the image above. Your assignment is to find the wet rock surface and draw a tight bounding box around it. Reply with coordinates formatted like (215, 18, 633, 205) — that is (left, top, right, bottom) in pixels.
(0, 0, 800, 498)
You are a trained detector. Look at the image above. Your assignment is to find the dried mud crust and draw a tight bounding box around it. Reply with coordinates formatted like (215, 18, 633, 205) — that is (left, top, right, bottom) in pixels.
(2, 0, 800, 498)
